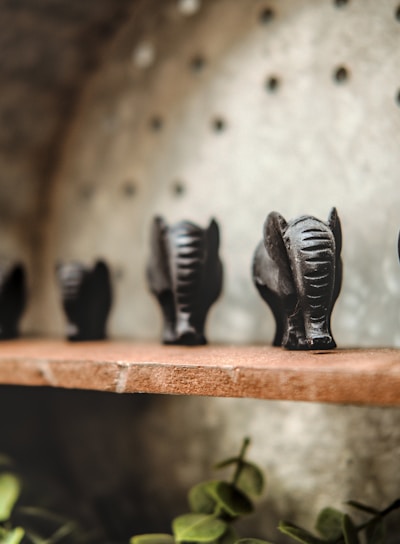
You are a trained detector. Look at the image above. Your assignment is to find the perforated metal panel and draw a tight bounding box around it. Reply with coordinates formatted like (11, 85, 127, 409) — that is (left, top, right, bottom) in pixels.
(35, 0, 400, 349)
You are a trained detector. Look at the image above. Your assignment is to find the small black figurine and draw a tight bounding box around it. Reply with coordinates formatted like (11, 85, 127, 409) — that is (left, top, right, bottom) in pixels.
(0, 261, 26, 339)
(147, 217, 223, 345)
(56, 260, 112, 341)
(252, 208, 342, 350)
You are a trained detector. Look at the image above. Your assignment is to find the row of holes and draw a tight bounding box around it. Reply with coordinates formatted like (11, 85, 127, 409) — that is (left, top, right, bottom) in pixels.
(177, 1, 400, 22)
(80, 181, 186, 200)
(134, 2, 400, 68)
(148, 74, 400, 135)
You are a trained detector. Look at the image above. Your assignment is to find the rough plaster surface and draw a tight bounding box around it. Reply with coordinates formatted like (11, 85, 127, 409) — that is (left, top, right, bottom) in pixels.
(0, 0, 400, 541)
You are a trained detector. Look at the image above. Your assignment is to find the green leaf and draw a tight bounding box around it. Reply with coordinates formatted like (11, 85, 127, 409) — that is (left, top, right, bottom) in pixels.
(218, 526, 238, 544)
(366, 518, 386, 544)
(189, 481, 253, 518)
(0, 527, 25, 544)
(130, 534, 175, 544)
(235, 462, 264, 497)
(214, 458, 240, 470)
(189, 483, 218, 514)
(341, 515, 359, 544)
(278, 522, 325, 544)
(235, 539, 274, 544)
(0, 473, 21, 522)
(346, 501, 379, 516)
(209, 481, 253, 517)
(173, 514, 227, 543)
(315, 507, 344, 539)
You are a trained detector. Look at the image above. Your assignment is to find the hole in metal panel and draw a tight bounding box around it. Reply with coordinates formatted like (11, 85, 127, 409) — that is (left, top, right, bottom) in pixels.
(190, 55, 206, 72)
(334, 0, 349, 7)
(122, 181, 136, 197)
(212, 117, 226, 132)
(396, 90, 400, 106)
(172, 181, 185, 196)
(149, 116, 163, 131)
(259, 7, 274, 24)
(396, 5, 400, 21)
(265, 76, 280, 93)
(333, 65, 349, 83)
(80, 185, 95, 201)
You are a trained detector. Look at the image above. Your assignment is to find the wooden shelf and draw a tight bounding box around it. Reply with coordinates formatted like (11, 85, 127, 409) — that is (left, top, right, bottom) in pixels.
(0, 339, 399, 406)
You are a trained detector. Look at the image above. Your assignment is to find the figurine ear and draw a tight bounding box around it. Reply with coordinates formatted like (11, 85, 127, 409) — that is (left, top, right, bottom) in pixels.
(327, 207, 342, 256)
(92, 260, 110, 283)
(147, 215, 171, 294)
(7, 263, 25, 287)
(263, 212, 288, 263)
(206, 218, 220, 256)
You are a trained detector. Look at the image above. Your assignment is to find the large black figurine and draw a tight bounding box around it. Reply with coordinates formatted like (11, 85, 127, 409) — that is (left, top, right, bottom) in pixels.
(56, 260, 112, 341)
(252, 208, 342, 350)
(0, 261, 26, 339)
(147, 217, 223, 345)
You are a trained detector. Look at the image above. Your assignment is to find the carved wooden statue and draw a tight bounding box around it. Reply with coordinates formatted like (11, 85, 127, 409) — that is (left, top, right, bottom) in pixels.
(147, 217, 223, 345)
(252, 208, 342, 350)
(56, 260, 112, 341)
(0, 261, 26, 339)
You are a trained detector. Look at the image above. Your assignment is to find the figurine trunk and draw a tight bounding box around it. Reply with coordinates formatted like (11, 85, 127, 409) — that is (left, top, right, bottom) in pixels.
(168, 223, 207, 344)
(286, 219, 337, 348)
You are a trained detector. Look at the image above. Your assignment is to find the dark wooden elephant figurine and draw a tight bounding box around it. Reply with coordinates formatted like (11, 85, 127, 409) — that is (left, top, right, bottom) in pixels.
(56, 260, 112, 341)
(0, 261, 26, 339)
(147, 217, 223, 345)
(253, 208, 342, 350)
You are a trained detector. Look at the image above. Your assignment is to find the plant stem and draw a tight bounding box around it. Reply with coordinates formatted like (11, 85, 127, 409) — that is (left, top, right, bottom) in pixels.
(232, 438, 250, 486)
(333, 498, 400, 543)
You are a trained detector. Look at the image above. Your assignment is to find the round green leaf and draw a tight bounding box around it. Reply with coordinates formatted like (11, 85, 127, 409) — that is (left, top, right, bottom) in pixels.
(189, 482, 218, 514)
(315, 507, 344, 539)
(189, 481, 253, 518)
(235, 462, 264, 497)
(173, 514, 227, 543)
(1, 527, 25, 544)
(218, 526, 238, 544)
(0, 473, 21, 522)
(130, 534, 175, 544)
(208, 481, 253, 517)
(278, 522, 325, 544)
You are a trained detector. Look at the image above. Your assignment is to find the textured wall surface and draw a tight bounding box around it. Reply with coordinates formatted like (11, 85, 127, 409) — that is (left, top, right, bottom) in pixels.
(0, 1, 400, 543)
(45, 0, 400, 348)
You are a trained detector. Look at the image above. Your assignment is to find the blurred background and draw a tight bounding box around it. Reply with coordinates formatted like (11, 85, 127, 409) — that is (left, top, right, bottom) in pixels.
(0, 0, 400, 542)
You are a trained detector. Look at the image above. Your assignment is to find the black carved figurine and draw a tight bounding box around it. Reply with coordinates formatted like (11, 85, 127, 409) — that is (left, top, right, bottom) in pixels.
(56, 260, 112, 341)
(0, 261, 26, 339)
(147, 217, 223, 345)
(252, 208, 342, 350)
